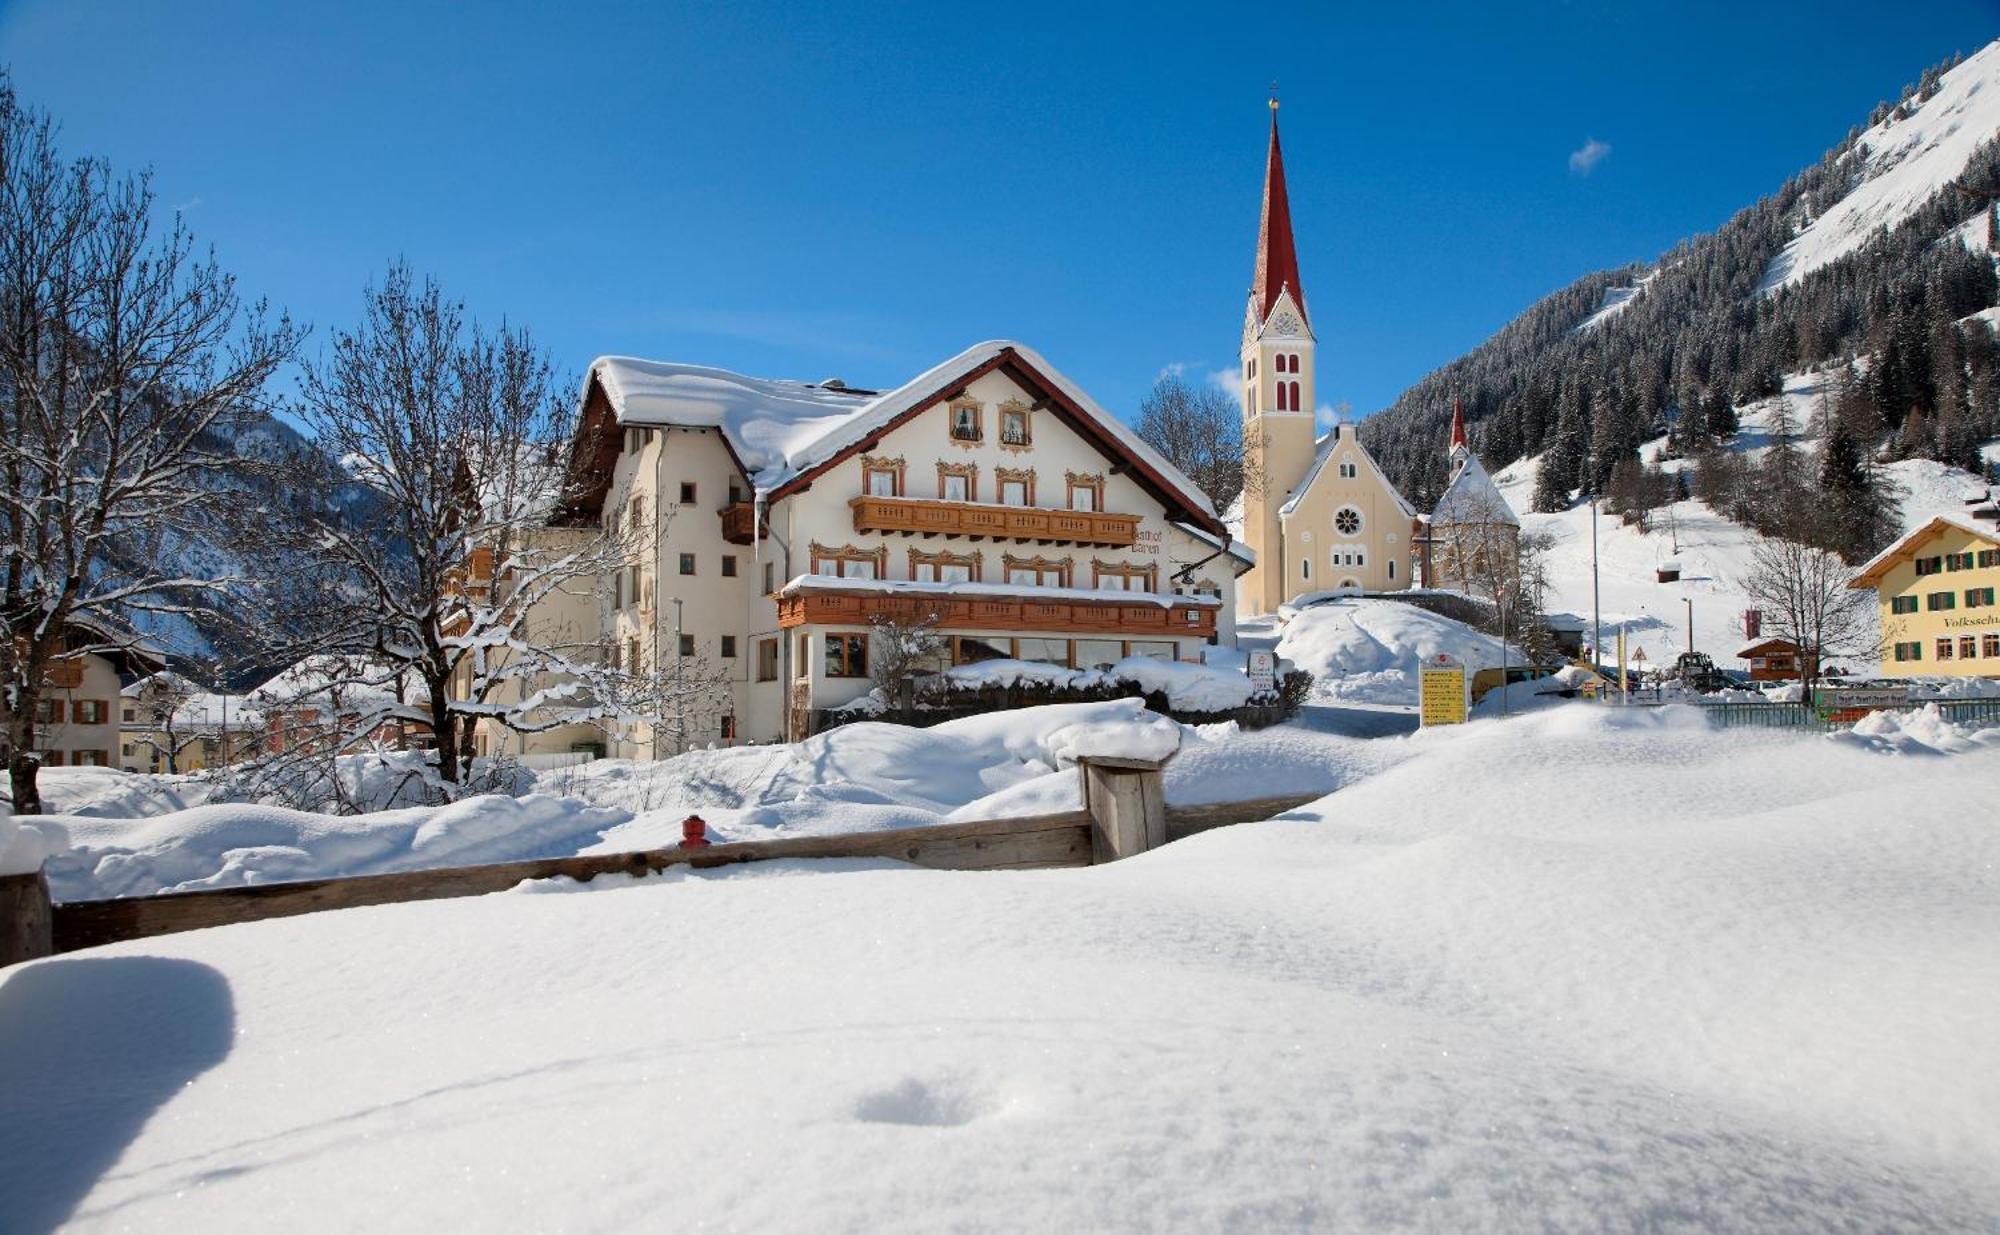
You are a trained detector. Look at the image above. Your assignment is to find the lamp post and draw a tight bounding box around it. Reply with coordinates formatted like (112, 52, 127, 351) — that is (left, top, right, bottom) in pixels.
(1498, 585, 1511, 718)
(1683, 597, 1694, 656)
(1590, 492, 1602, 675)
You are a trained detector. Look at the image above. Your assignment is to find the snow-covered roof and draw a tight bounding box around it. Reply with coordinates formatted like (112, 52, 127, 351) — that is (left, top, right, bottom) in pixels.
(588, 341, 1221, 525)
(1172, 521, 1256, 572)
(1280, 423, 1417, 520)
(1431, 448, 1520, 527)
(778, 574, 1223, 609)
(120, 672, 262, 729)
(250, 654, 425, 712)
(1849, 511, 2000, 587)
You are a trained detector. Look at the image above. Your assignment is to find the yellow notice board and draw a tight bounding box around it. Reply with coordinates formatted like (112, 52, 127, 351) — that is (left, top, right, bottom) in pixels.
(1419, 653, 1468, 726)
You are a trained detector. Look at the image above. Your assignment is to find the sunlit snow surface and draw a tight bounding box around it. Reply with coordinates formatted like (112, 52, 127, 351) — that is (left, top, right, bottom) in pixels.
(3, 704, 1996, 1231)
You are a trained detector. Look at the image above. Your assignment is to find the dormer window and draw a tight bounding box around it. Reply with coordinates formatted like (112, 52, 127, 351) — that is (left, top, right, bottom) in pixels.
(999, 404, 1031, 447)
(949, 400, 982, 443)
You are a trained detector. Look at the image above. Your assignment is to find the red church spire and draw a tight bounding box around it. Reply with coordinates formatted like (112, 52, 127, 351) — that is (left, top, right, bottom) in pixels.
(1449, 399, 1468, 452)
(1251, 97, 1307, 329)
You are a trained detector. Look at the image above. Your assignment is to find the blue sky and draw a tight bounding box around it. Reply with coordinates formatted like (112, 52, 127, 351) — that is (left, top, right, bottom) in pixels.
(1, 1, 1994, 426)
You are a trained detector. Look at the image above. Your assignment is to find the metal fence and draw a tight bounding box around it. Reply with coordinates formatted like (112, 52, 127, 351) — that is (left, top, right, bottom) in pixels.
(1691, 697, 2000, 732)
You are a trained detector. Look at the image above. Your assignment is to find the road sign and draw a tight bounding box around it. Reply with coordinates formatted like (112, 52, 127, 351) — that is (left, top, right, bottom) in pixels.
(1419, 652, 1468, 726)
(1247, 650, 1278, 692)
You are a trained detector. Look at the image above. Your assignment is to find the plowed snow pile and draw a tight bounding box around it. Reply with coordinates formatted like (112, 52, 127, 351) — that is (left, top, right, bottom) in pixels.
(5, 704, 1996, 1231)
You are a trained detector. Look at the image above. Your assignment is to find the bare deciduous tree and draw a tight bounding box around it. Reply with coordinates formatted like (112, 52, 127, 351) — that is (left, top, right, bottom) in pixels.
(867, 608, 948, 719)
(0, 80, 300, 812)
(1135, 373, 1247, 512)
(1742, 536, 1877, 695)
(283, 262, 635, 789)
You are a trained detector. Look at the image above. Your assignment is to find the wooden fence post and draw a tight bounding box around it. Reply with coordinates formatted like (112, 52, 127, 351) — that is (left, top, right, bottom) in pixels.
(1077, 754, 1173, 863)
(0, 865, 54, 968)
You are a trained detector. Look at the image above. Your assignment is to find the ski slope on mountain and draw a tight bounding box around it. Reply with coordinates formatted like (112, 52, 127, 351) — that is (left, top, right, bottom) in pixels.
(1761, 41, 2000, 293)
(5, 705, 1995, 1232)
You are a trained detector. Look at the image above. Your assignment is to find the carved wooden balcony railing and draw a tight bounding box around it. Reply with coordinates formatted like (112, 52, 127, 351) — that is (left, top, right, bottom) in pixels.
(719, 502, 765, 545)
(777, 587, 1216, 637)
(849, 496, 1139, 547)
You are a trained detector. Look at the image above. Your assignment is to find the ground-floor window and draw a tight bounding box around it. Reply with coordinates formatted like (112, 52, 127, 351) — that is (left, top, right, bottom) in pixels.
(1936, 637, 1954, 661)
(720, 715, 736, 740)
(1983, 634, 2000, 658)
(825, 633, 869, 678)
(954, 635, 1012, 665)
(71, 749, 110, 767)
(1014, 637, 1070, 666)
(1961, 636, 1979, 660)
(1126, 641, 1175, 661)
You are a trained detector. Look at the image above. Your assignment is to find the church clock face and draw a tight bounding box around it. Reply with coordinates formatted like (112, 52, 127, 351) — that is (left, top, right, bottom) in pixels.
(1267, 308, 1303, 338)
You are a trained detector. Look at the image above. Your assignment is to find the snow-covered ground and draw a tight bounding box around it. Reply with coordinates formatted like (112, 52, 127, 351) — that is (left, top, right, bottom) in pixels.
(1258, 597, 1521, 707)
(5, 703, 1996, 1231)
(30, 699, 1413, 901)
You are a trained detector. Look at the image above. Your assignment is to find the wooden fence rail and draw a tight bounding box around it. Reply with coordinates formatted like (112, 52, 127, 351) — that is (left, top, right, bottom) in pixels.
(5, 758, 1326, 965)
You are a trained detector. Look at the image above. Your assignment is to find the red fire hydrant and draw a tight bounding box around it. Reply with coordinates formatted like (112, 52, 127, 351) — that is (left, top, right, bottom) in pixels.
(679, 814, 711, 849)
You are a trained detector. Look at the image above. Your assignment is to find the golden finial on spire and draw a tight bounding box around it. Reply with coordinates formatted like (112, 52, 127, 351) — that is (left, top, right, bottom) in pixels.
(1269, 81, 1280, 111)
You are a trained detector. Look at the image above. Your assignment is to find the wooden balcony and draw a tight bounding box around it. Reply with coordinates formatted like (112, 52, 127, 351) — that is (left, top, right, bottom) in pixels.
(719, 501, 765, 545)
(777, 588, 1216, 637)
(849, 496, 1139, 547)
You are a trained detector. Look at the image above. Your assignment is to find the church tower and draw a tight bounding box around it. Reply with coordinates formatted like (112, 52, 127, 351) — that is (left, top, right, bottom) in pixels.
(1239, 98, 1319, 616)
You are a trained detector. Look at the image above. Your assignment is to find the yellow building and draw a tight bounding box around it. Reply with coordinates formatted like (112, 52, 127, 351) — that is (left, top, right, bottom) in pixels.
(1849, 512, 2000, 678)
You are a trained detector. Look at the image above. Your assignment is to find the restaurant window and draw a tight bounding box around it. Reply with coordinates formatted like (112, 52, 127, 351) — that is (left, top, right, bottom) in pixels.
(757, 638, 779, 681)
(1067, 472, 1103, 512)
(825, 633, 869, 678)
(999, 404, 1031, 447)
(948, 401, 982, 443)
(1127, 641, 1175, 662)
(1014, 638, 1069, 666)
(953, 635, 1011, 665)
(1075, 639, 1123, 670)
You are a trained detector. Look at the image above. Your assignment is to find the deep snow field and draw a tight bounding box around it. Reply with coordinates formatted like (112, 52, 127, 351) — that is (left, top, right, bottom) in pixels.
(3, 702, 1997, 1232)
(21, 699, 1411, 901)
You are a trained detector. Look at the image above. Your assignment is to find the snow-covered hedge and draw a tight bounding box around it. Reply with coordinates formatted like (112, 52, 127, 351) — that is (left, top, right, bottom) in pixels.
(827, 657, 1309, 729)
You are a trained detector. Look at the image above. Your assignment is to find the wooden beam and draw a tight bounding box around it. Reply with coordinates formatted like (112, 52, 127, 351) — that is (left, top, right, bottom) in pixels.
(0, 869, 53, 968)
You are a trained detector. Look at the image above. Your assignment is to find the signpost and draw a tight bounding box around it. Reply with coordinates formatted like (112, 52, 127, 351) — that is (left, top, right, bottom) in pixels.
(1247, 650, 1278, 693)
(1814, 685, 1910, 723)
(1418, 652, 1468, 727)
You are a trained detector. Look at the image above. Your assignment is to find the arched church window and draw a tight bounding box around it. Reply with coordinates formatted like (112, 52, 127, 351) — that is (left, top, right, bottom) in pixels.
(1276, 382, 1291, 412)
(1287, 380, 1301, 410)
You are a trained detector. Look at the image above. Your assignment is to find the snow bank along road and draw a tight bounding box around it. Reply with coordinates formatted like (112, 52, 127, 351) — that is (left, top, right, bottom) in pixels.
(2, 704, 1995, 1232)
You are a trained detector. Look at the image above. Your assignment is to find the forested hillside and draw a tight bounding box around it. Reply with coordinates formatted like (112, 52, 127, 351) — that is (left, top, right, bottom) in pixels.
(1362, 43, 2000, 563)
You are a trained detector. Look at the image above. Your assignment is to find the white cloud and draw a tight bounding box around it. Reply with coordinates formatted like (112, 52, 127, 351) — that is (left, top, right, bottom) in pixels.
(1156, 361, 1189, 381)
(1207, 368, 1238, 398)
(1568, 138, 1612, 177)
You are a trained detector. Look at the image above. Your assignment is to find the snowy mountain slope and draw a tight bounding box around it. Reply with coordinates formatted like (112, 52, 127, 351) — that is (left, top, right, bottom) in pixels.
(1761, 41, 2000, 293)
(1493, 367, 1994, 671)
(1570, 266, 1659, 334)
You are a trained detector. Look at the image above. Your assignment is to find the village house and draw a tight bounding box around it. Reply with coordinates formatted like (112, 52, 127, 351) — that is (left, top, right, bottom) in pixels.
(118, 672, 261, 773)
(1849, 509, 2000, 679)
(490, 341, 1250, 757)
(21, 624, 163, 770)
(1735, 638, 1820, 683)
(1420, 403, 1522, 593)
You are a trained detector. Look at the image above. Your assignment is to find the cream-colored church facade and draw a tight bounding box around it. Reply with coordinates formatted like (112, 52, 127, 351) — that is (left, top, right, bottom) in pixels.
(1236, 105, 1422, 618)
